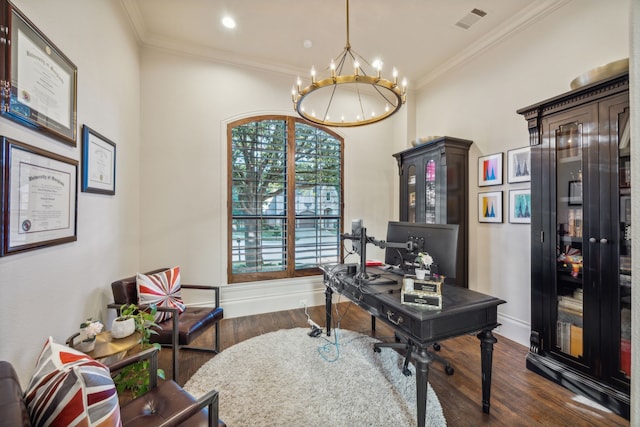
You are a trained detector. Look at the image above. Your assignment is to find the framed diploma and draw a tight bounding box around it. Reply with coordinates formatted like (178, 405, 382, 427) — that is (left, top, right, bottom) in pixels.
(82, 125, 116, 195)
(0, 1, 78, 146)
(0, 136, 78, 256)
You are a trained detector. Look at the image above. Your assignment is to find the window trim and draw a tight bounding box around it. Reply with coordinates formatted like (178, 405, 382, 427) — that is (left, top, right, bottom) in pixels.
(227, 115, 344, 283)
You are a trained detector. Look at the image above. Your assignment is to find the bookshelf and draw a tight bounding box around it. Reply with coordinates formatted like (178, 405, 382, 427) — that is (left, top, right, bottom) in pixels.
(393, 137, 472, 288)
(518, 71, 631, 418)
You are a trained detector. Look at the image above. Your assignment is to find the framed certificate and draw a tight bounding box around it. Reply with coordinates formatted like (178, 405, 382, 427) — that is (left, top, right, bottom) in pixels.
(0, 1, 78, 145)
(0, 136, 78, 256)
(82, 125, 116, 195)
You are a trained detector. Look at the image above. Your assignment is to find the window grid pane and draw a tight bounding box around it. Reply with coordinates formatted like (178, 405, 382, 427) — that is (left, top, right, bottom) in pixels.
(231, 119, 288, 274)
(229, 118, 342, 279)
(294, 122, 341, 269)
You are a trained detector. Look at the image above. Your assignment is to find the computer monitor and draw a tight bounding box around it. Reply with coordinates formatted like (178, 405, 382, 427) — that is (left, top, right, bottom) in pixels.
(384, 221, 459, 281)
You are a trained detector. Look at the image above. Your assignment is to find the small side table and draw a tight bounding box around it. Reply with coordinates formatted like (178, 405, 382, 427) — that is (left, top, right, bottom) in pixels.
(68, 331, 142, 361)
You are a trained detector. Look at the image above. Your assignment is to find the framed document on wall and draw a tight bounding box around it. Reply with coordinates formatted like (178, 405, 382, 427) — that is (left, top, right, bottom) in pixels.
(82, 125, 116, 195)
(0, 136, 78, 256)
(0, 1, 78, 145)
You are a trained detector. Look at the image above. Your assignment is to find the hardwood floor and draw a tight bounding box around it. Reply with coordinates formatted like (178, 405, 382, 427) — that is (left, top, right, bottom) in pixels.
(161, 302, 629, 426)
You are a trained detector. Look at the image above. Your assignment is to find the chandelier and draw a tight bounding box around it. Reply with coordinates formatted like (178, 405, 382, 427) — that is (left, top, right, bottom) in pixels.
(291, 0, 407, 127)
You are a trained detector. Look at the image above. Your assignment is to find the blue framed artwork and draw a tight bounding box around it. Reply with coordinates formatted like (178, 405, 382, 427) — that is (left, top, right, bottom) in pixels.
(478, 152, 503, 186)
(509, 189, 531, 223)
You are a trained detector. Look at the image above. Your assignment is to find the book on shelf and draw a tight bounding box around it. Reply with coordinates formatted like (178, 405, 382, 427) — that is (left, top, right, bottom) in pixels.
(570, 324, 583, 357)
(556, 321, 583, 358)
(558, 295, 583, 313)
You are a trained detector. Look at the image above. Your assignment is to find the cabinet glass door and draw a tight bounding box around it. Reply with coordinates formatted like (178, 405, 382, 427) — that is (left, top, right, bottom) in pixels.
(555, 122, 584, 359)
(407, 164, 416, 223)
(618, 113, 631, 379)
(425, 159, 436, 223)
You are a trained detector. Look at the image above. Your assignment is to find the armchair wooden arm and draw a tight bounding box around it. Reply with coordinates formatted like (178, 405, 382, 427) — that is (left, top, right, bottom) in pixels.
(108, 347, 220, 427)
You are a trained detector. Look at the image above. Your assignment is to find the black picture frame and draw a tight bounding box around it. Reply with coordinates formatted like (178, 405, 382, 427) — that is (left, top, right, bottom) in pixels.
(478, 191, 503, 223)
(507, 146, 531, 183)
(0, 136, 78, 256)
(82, 125, 116, 195)
(478, 153, 503, 187)
(0, 1, 78, 145)
(509, 188, 531, 224)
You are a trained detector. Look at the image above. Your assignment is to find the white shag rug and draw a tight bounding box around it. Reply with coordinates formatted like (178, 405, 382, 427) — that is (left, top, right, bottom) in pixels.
(184, 328, 446, 426)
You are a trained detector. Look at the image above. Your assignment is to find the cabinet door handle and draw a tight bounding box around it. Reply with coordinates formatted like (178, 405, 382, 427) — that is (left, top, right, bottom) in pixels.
(589, 237, 597, 243)
(600, 238, 608, 244)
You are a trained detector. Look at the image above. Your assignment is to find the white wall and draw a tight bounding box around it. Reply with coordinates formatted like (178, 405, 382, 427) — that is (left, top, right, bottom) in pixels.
(138, 47, 403, 315)
(0, 0, 141, 385)
(414, 0, 630, 346)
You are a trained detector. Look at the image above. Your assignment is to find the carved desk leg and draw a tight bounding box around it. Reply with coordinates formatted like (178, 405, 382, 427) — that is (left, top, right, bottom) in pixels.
(325, 285, 333, 337)
(413, 347, 433, 427)
(477, 329, 498, 413)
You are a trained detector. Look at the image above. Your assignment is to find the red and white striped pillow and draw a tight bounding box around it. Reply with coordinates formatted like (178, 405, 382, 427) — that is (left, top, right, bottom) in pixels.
(24, 337, 121, 426)
(136, 266, 186, 323)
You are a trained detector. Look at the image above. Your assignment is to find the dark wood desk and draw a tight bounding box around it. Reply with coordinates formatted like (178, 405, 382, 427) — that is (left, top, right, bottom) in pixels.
(321, 265, 506, 427)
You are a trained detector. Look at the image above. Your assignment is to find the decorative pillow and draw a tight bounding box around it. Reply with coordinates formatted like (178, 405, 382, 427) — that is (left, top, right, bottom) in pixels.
(136, 266, 186, 323)
(24, 337, 121, 426)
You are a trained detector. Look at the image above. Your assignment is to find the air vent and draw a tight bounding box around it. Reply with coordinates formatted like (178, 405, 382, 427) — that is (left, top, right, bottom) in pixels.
(455, 8, 487, 29)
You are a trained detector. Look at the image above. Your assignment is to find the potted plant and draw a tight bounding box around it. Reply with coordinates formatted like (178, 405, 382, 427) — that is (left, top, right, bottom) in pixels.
(112, 304, 165, 398)
(111, 305, 137, 339)
(414, 252, 434, 280)
(79, 318, 104, 352)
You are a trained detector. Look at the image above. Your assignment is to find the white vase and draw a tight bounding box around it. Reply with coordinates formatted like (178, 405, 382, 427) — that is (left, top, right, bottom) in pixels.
(111, 317, 136, 339)
(415, 268, 428, 280)
(79, 338, 96, 352)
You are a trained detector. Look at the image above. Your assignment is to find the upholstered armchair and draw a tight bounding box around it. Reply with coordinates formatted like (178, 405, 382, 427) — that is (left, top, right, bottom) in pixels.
(109, 348, 221, 427)
(0, 341, 223, 427)
(108, 267, 223, 382)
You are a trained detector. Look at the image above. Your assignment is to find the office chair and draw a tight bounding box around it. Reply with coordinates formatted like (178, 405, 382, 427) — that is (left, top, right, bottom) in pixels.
(373, 331, 454, 377)
(372, 268, 455, 377)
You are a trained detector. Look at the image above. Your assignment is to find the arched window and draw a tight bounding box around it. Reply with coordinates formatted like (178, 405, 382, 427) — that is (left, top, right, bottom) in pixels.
(228, 115, 344, 283)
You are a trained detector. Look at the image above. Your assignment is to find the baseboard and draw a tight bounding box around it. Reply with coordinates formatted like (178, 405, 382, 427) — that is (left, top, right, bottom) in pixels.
(218, 276, 327, 318)
(495, 312, 530, 347)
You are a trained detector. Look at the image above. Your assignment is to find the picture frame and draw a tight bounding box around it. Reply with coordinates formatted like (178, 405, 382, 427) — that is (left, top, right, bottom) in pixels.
(507, 146, 531, 183)
(0, 1, 78, 145)
(568, 180, 582, 205)
(509, 189, 531, 224)
(478, 191, 503, 223)
(478, 153, 503, 186)
(0, 136, 78, 256)
(82, 125, 116, 195)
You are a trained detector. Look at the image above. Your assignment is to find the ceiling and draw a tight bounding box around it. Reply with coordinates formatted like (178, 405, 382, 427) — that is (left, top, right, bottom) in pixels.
(120, 0, 567, 89)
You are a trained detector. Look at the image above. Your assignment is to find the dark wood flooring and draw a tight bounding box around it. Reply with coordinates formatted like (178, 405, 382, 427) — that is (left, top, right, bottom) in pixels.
(160, 302, 629, 426)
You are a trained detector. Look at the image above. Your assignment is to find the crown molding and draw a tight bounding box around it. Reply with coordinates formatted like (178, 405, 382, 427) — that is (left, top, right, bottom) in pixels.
(120, 0, 572, 85)
(415, 0, 572, 89)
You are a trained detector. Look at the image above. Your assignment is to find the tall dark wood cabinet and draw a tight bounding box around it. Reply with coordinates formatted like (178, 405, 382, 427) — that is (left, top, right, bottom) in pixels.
(393, 137, 472, 288)
(517, 72, 631, 418)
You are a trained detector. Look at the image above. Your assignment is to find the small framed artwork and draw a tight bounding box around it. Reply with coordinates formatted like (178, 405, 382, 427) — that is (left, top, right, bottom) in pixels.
(509, 189, 531, 223)
(478, 191, 503, 223)
(82, 125, 116, 195)
(478, 153, 503, 186)
(0, 1, 78, 145)
(568, 180, 582, 205)
(507, 146, 531, 183)
(1, 136, 78, 256)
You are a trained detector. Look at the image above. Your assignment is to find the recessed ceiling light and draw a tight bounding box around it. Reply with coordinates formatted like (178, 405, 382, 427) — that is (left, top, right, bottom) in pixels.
(222, 16, 236, 29)
(303, 39, 313, 49)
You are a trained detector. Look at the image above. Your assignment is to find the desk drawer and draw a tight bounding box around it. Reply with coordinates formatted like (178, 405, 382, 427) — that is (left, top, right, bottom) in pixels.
(377, 301, 416, 336)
